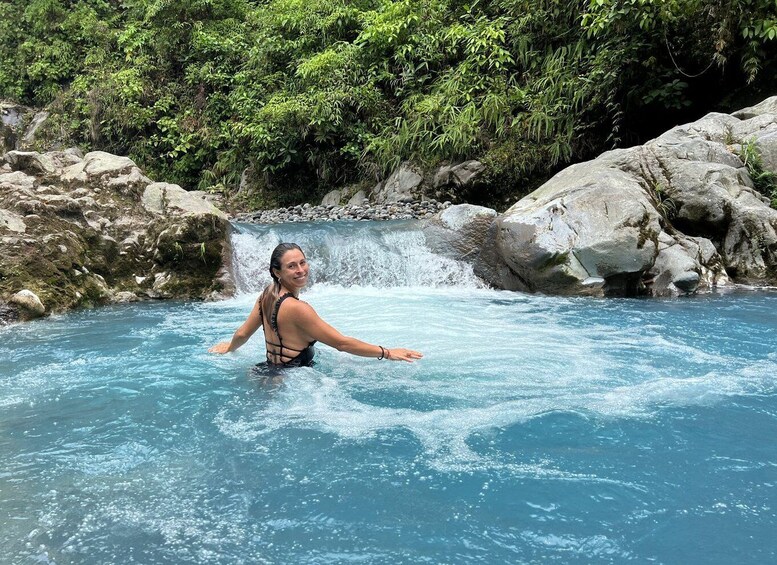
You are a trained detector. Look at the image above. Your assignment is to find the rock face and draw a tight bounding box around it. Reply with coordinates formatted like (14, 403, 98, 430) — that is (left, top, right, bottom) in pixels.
(320, 189, 343, 207)
(373, 162, 424, 204)
(480, 97, 777, 296)
(370, 160, 486, 204)
(0, 149, 232, 322)
(432, 160, 486, 202)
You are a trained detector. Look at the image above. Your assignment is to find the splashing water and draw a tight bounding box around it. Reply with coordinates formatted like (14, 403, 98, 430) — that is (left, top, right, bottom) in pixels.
(2, 220, 777, 564)
(229, 220, 486, 292)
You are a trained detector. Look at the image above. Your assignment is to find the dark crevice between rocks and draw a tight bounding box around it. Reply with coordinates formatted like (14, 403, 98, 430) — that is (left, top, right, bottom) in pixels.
(669, 216, 727, 244)
(604, 272, 648, 297)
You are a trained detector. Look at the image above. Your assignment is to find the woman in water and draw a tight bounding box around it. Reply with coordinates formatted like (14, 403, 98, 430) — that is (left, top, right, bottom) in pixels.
(209, 242, 423, 366)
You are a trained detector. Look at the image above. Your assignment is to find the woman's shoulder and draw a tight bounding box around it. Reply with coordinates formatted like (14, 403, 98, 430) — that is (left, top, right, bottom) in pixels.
(286, 296, 317, 317)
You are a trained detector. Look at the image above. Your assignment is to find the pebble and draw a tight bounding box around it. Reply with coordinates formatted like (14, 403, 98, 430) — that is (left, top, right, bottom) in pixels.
(231, 199, 452, 225)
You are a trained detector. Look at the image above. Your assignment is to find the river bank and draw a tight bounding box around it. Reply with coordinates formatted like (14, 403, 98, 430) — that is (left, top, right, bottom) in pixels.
(231, 198, 451, 224)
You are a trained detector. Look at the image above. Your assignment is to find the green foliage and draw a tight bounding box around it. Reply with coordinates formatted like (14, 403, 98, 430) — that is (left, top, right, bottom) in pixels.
(651, 182, 678, 221)
(739, 138, 777, 209)
(0, 0, 118, 104)
(1, 0, 775, 206)
(583, 0, 777, 83)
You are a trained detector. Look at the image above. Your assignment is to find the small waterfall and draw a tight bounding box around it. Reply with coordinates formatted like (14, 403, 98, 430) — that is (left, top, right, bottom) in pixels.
(229, 219, 486, 293)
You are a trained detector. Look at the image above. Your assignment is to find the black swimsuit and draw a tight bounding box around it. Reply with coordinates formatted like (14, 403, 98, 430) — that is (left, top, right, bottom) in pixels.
(263, 293, 316, 367)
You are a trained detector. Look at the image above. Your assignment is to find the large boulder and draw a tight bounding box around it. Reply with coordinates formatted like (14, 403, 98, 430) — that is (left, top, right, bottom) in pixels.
(482, 97, 777, 296)
(630, 108, 777, 284)
(0, 148, 232, 322)
(491, 154, 671, 295)
(423, 204, 497, 262)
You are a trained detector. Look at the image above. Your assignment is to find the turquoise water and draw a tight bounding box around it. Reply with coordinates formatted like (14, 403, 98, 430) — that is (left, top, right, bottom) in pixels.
(2, 221, 777, 564)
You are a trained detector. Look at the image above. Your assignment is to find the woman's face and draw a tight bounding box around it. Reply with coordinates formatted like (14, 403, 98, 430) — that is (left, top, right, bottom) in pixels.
(274, 248, 309, 291)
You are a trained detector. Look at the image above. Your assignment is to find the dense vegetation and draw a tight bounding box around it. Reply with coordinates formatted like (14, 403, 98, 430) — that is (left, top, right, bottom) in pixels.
(1, 0, 776, 208)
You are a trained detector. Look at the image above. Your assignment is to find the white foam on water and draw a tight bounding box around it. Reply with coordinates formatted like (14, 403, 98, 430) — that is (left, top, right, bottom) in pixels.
(209, 283, 777, 476)
(518, 530, 633, 559)
(229, 221, 485, 293)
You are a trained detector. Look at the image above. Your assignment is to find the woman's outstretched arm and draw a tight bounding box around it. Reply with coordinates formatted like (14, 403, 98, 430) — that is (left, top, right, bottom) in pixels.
(208, 297, 263, 354)
(292, 300, 423, 362)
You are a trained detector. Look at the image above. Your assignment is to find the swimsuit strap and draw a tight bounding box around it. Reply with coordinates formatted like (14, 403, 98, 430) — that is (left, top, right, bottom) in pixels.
(266, 292, 302, 363)
(271, 293, 295, 337)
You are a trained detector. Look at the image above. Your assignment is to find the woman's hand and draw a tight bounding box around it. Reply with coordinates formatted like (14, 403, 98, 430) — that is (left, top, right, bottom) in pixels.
(208, 297, 263, 355)
(386, 348, 423, 362)
(208, 342, 232, 354)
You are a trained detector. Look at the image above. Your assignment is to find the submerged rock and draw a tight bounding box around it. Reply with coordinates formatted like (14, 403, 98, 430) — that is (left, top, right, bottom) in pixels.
(0, 148, 232, 322)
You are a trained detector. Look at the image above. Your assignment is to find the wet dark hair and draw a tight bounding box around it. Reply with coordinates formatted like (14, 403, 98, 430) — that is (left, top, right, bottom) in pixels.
(261, 243, 305, 327)
(269, 242, 304, 286)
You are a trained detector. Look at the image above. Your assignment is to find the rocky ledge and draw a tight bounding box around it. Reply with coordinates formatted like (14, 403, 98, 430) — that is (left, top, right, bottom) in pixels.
(0, 149, 232, 323)
(427, 97, 777, 297)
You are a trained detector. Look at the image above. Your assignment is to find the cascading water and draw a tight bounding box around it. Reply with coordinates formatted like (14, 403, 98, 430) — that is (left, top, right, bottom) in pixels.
(2, 219, 777, 564)
(229, 220, 486, 291)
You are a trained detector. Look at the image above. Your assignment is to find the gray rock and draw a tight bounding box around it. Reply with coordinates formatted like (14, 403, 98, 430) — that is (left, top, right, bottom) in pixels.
(5, 150, 58, 175)
(47, 149, 84, 169)
(0, 170, 36, 191)
(1, 101, 28, 153)
(434, 160, 485, 188)
(107, 167, 152, 191)
(112, 291, 140, 303)
(21, 111, 49, 147)
(1, 149, 231, 319)
(142, 182, 227, 219)
(60, 161, 88, 184)
(647, 232, 728, 296)
(423, 204, 497, 264)
(639, 117, 777, 283)
(82, 151, 136, 177)
(321, 189, 342, 206)
(375, 163, 424, 203)
(490, 159, 662, 295)
(484, 97, 777, 295)
(732, 98, 777, 120)
(0, 209, 26, 233)
(1, 102, 26, 129)
(10, 289, 45, 319)
(347, 190, 368, 206)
